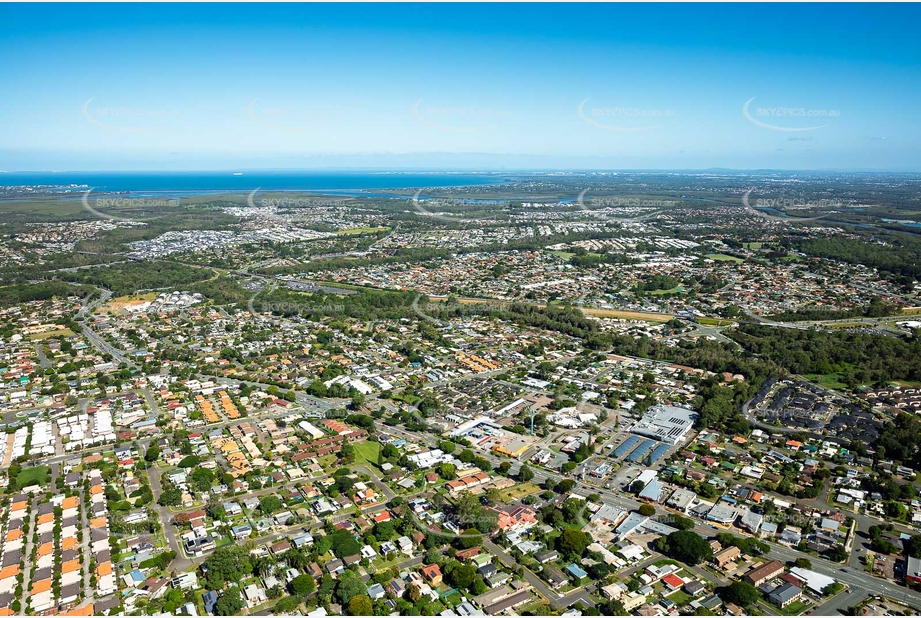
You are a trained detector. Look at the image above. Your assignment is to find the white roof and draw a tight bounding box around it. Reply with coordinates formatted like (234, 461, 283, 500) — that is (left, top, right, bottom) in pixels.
(790, 567, 835, 594)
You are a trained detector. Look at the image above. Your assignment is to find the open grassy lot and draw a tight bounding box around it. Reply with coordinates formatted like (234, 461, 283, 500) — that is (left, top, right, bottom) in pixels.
(707, 253, 745, 262)
(581, 307, 673, 322)
(17, 465, 51, 487)
(27, 328, 76, 340)
(353, 440, 381, 469)
(96, 292, 160, 314)
(649, 286, 683, 295)
(667, 590, 692, 607)
(803, 373, 848, 389)
(495, 482, 540, 502)
(337, 226, 390, 235)
(780, 599, 811, 615)
(696, 317, 734, 326)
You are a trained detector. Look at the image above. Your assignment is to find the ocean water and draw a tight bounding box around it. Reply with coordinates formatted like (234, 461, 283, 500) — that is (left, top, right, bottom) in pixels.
(0, 170, 509, 196)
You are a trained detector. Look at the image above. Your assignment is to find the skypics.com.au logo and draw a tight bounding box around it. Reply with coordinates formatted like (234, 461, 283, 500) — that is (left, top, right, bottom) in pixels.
(82, 98, 179, 133)
(411, 189, 509, 227)
(578, 98, 676, 132)
(246, 188, 350, 210)
(742, 97, 840, 132)
(246, 99, 344, 133)
(741, 188, 838, 223)
(412, 99, 510, 132)
(576, 189, 675, 223)
(81, 190, 175, 223)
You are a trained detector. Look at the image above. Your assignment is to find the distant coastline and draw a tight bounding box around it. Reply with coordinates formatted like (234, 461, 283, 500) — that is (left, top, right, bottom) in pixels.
(0, 171, 510, 195)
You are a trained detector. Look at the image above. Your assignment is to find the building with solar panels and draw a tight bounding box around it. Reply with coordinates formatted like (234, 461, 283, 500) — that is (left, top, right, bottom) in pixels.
(631, 404, 698, 445)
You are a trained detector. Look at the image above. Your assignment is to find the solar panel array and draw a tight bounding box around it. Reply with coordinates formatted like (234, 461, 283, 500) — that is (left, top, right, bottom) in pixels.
(613, 435, 641, 458)
(646, 443, 671, 464)
(627, 439, 655, 462)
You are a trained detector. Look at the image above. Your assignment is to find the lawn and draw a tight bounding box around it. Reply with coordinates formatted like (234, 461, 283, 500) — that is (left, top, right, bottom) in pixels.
(667, 590, 692, 607)
(649, 286, 683, 296)
(707, 253, 745, 262)
(697, 317, 734, 326)
(495, 482, 540, 502)
(16, 465, 51, 487)
(27, 328, 75, 341)
(780, 600, 811, 616)
(353, 440, 381, 468)
(550, 250, 576, 259)
(743, 242, 763, 250)
(337, 226, 390, 235)
(580, 307, 673, 323)
(803, 373, 848, 389)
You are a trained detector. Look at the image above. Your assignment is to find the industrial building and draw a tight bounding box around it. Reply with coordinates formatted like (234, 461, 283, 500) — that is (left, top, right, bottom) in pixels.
(631, 404, 698, 445)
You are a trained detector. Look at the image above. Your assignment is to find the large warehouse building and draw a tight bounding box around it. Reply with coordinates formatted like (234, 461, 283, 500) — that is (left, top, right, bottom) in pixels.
(631, 404, 698, 445)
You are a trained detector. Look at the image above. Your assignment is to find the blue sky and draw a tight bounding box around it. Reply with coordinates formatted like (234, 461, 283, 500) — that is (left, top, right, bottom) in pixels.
(1, 3, 919, 171)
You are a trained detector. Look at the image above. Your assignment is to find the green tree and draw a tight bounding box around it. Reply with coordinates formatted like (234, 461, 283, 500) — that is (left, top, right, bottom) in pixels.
(454, 529, 482, 550)
(638, 504, 656, 517)
(215, 586, 245, 616)
(335, 571, 368, 605)
(719, 581, 760, 607)
(657, 530, 713, 566)
(445, 561, 477, 589)
(259, 495, 282, 514)
(202, 545, 253, 589)
(290, 574, 316, 596)
(348, 595, 374, 616)
(330, 529, 362, 558)
(438, 463, 457, 480)
(275, 596, 300, 613)
(158, 487, 182, 507)
(557, 529, 591, 560)
(178, 455, 200, 468)
(518, 465, 535, 482)
(669, 514, 695, 530)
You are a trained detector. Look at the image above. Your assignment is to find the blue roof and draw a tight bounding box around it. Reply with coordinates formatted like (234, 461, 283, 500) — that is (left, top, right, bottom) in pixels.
(638, 479, 664, 501)
(647, 443, 671, 464)
(565, 564, 588, 578)
(203, 591, 218, 613)
(627, 439, 656, 462)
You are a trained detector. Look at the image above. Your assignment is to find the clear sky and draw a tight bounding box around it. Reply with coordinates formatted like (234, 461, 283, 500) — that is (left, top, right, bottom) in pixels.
(1, 3, 919, 171)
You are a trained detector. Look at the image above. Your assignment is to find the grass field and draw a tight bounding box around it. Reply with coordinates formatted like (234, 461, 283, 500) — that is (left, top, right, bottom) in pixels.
(353, 440, 381, 469)
(97, 292, 160, 314)
(649, 286, 683, 296)
(666, 590, 692, 607)
(550, 250, 576, 259)
(442, 296, 674, 323)
(696, 317, 734, 326)
(337, 226, 390, 235)
(707, 253, 745, 262)
(743, 242, 763, 250)
(780, 599, 811, 616)
(581, 307, 673, 322)
(27, 328, 76, 340)
(803, 373, 848, 389)
(495, 481, 540, 502)
(17, 465, 51, 488)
